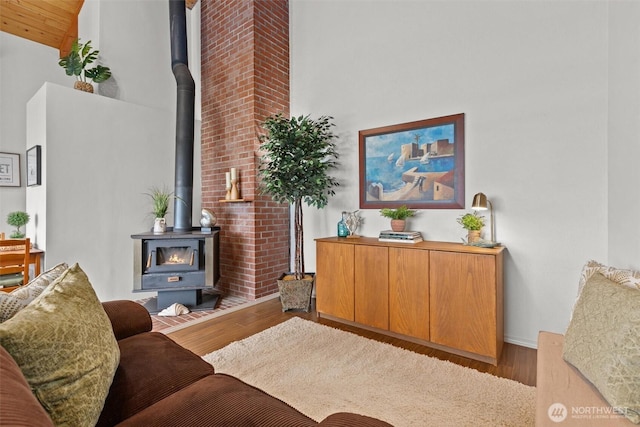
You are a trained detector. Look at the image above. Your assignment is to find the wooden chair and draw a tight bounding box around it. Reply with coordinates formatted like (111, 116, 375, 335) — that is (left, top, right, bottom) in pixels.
(0, 238, 30, 293)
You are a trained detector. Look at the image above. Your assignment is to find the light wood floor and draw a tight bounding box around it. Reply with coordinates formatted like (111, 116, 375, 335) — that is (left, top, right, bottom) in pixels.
(168, 297, 537, 387)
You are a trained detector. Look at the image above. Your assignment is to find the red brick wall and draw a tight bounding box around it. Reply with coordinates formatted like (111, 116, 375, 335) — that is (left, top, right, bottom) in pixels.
(200, 0, 290, 300)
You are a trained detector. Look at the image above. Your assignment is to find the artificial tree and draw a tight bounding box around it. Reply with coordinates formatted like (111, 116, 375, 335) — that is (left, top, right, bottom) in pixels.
(258, 113, 339, 281)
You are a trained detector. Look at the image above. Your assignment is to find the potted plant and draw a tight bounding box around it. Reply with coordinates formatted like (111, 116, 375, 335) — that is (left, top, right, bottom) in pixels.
(145, 186, 176, 233)
(6, 211, 30, 238)
(258, 113, 339, 311)
(58, 38, 112, 93)
(457, 211, 485, 243)
(380, 205, 416, 232)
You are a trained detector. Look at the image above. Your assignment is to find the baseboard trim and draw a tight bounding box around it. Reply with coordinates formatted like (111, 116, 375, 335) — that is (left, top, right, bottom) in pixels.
(504, 335, 538, 349)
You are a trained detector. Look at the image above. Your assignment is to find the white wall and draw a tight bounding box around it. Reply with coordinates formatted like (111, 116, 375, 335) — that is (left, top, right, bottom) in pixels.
(291, 0, 616, 347)
(607, 1, 640, 267)
(26, 82, 201, 302)
(16, 0, 202, 302)
(0, 33, 69, 231)
(79, 0, 175, 110)
(26, 83, 169, 301)
(0, 0, 178, 227)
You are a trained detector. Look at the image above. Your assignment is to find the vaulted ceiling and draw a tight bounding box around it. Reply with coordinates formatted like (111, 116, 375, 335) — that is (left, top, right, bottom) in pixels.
(0, 0, 198, 57)
(0, 0, 84, 56)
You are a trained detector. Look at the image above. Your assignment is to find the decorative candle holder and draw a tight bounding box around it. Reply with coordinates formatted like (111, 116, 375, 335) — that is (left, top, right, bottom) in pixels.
(229, 167, 241, 200)
(230, 178, 240, 200)
(225, 172, 232, 200)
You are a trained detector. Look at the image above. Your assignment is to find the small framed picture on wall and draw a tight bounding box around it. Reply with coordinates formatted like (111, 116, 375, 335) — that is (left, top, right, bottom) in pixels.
(27, 145, 41, 187)
(0, 152, 20, 187)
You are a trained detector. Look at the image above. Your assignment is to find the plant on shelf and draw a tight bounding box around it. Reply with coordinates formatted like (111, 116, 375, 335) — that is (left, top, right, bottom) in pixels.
(258, 113, 339, 310)
(380, 205, 416, 232)
(6, 211, 30, 238)
(58, 38, 112, 93)
(457, 211, 485, 243)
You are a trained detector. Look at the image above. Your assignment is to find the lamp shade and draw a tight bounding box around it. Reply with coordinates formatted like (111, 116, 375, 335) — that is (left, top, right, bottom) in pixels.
(472, 192, 488, 210)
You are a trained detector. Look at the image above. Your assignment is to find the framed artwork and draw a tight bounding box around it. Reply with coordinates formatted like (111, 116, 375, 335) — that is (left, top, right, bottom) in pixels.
(359, 113, 465, 209)
(0, 152, 20, 187)
(26, 145, 41, 187)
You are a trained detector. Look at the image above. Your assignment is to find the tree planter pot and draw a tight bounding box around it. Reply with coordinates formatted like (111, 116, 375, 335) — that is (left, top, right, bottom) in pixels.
(74, 81, 94, 93)
(277, 273, 314, 312)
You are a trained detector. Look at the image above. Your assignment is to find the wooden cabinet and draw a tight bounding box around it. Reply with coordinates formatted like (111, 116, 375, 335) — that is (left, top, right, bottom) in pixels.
(429, 251, 500, 359)
(315, 237, 504, 365)
(316, 241, 354, 321)
(389, 247, 430, 341)
(355, 245, 388, 330)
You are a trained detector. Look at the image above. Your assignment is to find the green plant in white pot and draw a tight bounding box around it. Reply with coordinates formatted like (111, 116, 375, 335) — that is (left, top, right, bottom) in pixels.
(259, 113, 339, 311)
(58, 38, 112, 93)
(145, 186, 177, 233)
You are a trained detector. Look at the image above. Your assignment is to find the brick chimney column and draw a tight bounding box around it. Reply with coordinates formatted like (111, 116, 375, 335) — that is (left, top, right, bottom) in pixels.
(200, 0, 290, 300)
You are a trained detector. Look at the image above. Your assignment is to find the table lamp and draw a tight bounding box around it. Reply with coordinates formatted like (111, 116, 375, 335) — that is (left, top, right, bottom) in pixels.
(471, 192, 495, 243)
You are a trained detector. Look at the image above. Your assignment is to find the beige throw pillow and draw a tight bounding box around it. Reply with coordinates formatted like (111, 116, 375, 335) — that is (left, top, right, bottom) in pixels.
(0, 263, 120, 427)
(563, 272, 640, 424)
(578, 260, 640, 294)
(0, 262, 68, 322)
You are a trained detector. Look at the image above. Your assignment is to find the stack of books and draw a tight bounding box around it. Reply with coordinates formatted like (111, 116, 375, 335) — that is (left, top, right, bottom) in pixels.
(378, 230, 423, 243)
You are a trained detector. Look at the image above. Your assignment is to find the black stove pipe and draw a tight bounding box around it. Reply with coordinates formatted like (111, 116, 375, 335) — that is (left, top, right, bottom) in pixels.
(169, 0, 195, 232)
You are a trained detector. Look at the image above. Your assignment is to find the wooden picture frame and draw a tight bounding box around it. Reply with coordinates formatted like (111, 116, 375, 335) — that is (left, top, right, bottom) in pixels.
(0, 152, 20, 187)
(26, 145, 41, 187)
(359, 113, 465, 209)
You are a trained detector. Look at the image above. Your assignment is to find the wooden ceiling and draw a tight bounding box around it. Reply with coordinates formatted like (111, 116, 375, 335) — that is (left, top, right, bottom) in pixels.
(0, 0, 84, 56)
(0, 0, 198, 57)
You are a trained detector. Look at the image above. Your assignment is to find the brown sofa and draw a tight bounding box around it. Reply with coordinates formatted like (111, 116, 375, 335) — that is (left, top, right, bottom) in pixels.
(1, 300, 392, 427)
(535, 331, 633, 427)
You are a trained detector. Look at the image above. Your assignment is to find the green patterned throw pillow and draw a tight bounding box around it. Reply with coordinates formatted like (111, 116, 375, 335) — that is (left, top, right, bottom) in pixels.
(0, 262, 68, 323)
(563, 272, 640, 424)
(0, 263, 120, 427)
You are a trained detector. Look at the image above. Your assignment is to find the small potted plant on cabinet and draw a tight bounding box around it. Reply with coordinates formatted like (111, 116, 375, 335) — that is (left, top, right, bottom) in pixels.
(6, 211, 30, 238)
(58, 39, 112, 93)
(259, 113, 339, 312)
(457, 211, 485, 243)
(380, 205, 416, 232)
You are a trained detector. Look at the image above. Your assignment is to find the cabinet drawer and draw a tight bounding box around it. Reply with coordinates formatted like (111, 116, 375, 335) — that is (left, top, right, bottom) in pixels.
(141, 271, 205, 290)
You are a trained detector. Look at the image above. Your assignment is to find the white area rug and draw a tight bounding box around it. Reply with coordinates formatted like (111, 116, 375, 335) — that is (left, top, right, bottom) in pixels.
(203, 317, 535, 426)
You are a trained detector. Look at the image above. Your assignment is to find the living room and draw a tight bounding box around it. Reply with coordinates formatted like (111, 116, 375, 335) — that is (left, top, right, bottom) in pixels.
(2, 0, 638, 348)
(1, 0, 639, 425)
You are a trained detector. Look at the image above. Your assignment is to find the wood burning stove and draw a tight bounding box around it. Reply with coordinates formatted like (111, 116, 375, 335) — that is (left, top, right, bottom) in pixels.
(131, 1, 219, 314)
(132, 229, 220, 313)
